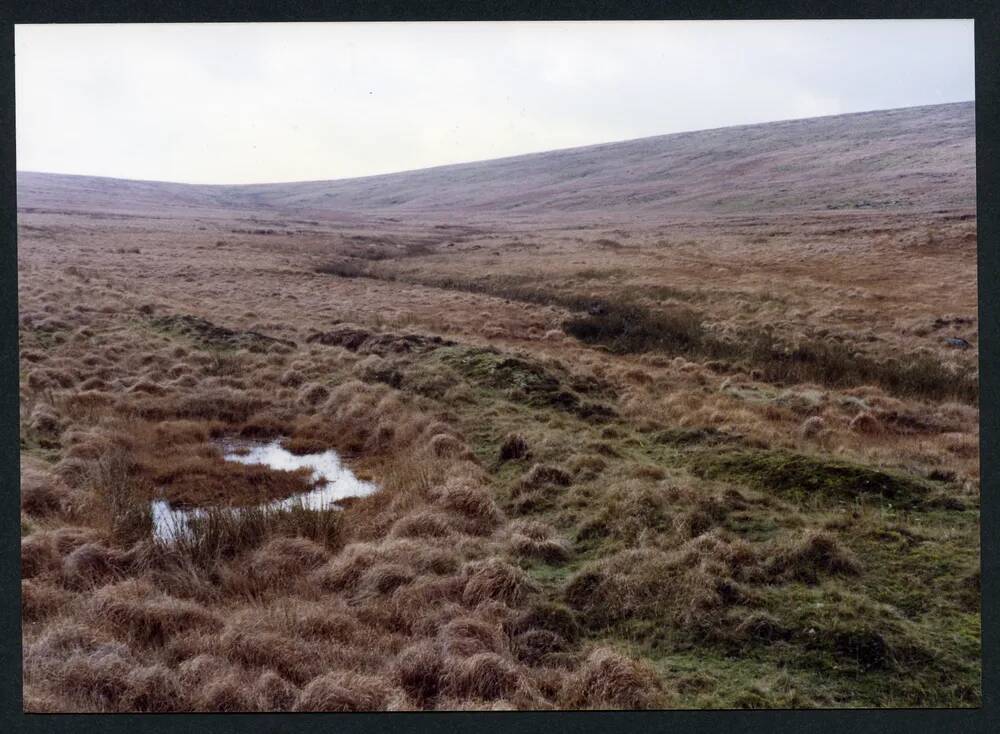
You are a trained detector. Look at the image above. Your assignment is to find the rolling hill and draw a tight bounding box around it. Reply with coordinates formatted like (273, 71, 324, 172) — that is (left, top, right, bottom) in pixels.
(17, 101, 975, 222)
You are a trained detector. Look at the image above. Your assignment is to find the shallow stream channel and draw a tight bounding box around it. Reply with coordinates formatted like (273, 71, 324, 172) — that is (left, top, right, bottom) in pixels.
(151, 439, 378, 542)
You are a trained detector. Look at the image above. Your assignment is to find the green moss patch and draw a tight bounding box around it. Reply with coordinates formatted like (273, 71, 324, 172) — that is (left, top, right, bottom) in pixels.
(149, 314, 294, 353)
(689, 449, 935, 509)
(440, 346, 615, 421)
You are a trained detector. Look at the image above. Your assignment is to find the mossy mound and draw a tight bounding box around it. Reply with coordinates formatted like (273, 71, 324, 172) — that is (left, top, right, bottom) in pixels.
(441, 347, 615, 421)
(150, 314, 294, 353)
(653, 426, 738, 448)
(689, 449, 935, 509)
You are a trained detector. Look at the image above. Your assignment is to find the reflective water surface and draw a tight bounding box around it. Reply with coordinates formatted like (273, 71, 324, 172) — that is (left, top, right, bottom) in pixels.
(151, 440, 378, 541)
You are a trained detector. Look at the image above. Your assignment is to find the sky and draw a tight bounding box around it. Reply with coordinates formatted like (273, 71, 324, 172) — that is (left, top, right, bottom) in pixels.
(15, 20, 975, 185)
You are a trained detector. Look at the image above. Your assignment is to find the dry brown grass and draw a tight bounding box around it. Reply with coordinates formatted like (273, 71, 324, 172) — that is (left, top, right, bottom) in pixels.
(90, 579, 224, 647)
(294, 672, 404, 711)
(16, 136, 979, 710)
(559, 648, 666, 709)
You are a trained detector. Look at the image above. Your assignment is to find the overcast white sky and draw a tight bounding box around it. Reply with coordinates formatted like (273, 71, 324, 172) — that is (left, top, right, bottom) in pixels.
(15, 20, 974, 185)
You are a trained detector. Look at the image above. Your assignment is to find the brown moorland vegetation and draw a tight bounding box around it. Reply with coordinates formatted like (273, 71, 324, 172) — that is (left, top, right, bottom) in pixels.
(18, 102, 979, 710)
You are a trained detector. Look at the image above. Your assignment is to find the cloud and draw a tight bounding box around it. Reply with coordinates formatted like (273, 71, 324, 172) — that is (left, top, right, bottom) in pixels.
(15, 20, 974, 184)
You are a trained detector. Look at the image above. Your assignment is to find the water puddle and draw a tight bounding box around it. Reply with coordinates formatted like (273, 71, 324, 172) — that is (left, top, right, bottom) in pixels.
(151, 440, 378, 542)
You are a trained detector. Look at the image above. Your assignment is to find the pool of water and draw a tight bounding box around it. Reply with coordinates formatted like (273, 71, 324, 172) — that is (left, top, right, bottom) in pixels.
(151, 440, 378, 542)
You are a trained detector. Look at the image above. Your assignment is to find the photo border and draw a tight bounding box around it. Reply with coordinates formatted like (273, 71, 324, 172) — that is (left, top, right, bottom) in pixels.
(1, 2, 995, 732)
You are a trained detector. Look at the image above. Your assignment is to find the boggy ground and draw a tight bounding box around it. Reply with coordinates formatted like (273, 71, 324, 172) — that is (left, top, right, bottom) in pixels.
(18, 179, 980, 710)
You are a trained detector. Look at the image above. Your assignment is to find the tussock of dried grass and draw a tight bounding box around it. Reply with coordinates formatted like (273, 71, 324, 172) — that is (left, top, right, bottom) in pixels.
(850, 411, 883, 435)
(767, 529, 863, 583)
(294, 672, 403, 711)
(358, 562, 416, 597)
(90, 579, 224, 647)
(431, 478, 504, 536)
(462, 558, 538, 607)
(61, 542, 128, 590)
(441, 652, 520, 702)
(121, 664, 185, 712)
(508, 521, 571, 563)
(520, 463, 573, 490)
(21, 534, 62, 579)
(391, 639, 443, 703)
(21, 466, 73, 517)
(565, 533, 760, 631)
(388, 509, 456, 539)
(439, 616, 508, 657)
(249, 670, 300, 711)
(559, 648, 665, 709)
(247, 536, 331, 579)
(220, 627, 320, 686)
(22, 580, 77, 622)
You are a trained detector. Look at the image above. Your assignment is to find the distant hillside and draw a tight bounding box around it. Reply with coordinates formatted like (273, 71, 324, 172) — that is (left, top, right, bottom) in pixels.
(17, 102, 975, 221)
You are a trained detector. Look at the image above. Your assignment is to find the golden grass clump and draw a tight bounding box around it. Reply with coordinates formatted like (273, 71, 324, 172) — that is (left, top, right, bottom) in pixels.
(565, 532, 761, 632)
(386, 577, 468, 633)
(22, 579, 77, 622)
(800, 415, 826, 439)
(298, 382, 330, 408)
(248, 670, 300, 711)
(192, 673, 253, 712)
(84, 447, 155, 547)
(279, 368, 305, 387)
(121, 664, 186, 712)
(50, 526, 105, 555)
(358, 562, 416, 598)
(428, 432, 469, 459)
(388, 509, 456, 540)
(310, 542, 379, 592)
(61, 542, 128, 590)
(461, 558, 538, 607)
(441, 651, 520, 703)
(52, 648, 135, 710)
(174, 653, 230, 691)
(520, 463, 573, 490)
(439, 616, 508, 657)
(20, 466, 73, 517)
(430, 478, 504, 536)
(392, 639, 445, 705)
(377, 537, 462, 576)
(220, 627, 321, 686)
(21, 533, 62, 580)
(247, 535, 332, 579)
(277, 600, 361, 643)
(90, 578, 224, 647)
(294, 672, 404, 712)
(766, 529, 863, 583)
(508, 519, 571, 564)
(849, 411, 883, 434)
(559, 648, 665, 709)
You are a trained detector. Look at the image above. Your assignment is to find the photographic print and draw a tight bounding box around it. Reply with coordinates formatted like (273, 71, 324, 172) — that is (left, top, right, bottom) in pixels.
(15, 20, 980, 711)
